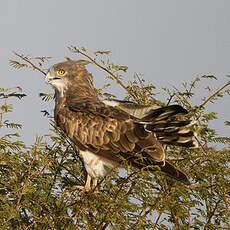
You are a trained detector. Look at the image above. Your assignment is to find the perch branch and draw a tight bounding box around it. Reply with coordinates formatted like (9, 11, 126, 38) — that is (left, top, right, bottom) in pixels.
(12, 51, 47, 76)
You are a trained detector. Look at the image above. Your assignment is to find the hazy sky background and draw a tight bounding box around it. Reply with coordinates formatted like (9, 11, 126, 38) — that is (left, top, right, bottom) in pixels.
(1, 0, 230, 145)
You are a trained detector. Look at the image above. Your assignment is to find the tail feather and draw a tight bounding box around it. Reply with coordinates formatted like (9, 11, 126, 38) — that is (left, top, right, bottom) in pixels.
(160, 161, 191, 185)
(141, 105, 188, 122)
(145, 120, 192, 131)
(157, 129, 194, 137)
(123, 152, 191, 185)
(139, 105, 197, 148)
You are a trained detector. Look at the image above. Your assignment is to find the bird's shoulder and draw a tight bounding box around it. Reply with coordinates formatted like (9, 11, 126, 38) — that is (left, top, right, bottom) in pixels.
(66, 97, 132, 121)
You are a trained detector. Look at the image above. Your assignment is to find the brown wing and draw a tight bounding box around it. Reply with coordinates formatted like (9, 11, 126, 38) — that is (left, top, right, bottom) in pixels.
(58, 98, 165, 163)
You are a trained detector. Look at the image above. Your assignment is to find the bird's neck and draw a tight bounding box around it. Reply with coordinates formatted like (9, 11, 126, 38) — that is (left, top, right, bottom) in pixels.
(54, 84, 99, 107)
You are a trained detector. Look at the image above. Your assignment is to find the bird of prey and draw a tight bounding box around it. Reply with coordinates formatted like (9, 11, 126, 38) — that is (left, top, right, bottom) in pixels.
(45, 60, 197, 191)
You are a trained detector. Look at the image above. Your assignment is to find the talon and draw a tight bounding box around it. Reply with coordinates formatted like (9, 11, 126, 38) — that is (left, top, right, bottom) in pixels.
(72, 176, 100, 194)
(72, 174, 92, 193)
(72, 185, 91, 193)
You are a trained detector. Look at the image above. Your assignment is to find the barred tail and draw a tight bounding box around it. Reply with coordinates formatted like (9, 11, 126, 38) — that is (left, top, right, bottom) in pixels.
(141, 105, 198, 148)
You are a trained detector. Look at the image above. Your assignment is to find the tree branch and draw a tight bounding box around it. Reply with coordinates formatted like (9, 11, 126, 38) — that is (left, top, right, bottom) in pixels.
(101, 180, 136, 230)
(204, 199, 221, 229)
(12, 51, 47, 76)
(16, 137, 39, 208)
(200, 80, 230, 108)
(134, 188, 170, 226)
(68, 46, 137, 100)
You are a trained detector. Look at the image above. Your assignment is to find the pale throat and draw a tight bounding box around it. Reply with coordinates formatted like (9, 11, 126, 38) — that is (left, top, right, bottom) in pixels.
(51, 80, 68, 97)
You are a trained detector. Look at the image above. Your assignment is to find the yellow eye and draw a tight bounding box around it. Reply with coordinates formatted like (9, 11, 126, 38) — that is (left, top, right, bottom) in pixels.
(57, 69, 65, 76)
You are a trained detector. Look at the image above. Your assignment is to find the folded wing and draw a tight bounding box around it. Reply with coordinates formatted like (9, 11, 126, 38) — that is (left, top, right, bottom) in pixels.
(62, 98, 193, 184)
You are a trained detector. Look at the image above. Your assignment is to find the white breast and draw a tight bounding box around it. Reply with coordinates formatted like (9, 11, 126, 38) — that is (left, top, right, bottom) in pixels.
(79, 150, 118, 178)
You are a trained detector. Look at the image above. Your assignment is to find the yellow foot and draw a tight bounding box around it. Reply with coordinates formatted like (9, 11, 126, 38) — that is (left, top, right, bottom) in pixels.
(72, 185, 91, 193)
(72, 175, 100, 194)
(73, 186, 100, 194)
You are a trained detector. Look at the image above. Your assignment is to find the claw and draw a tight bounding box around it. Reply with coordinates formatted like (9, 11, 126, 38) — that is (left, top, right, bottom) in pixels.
(72, 175, 99, 193)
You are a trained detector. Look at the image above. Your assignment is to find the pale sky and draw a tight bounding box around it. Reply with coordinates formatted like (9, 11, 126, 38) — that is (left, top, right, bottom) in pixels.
(1, 0, 230, 145)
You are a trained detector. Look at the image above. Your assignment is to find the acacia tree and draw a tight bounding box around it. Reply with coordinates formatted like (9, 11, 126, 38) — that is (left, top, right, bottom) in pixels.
(0, 47, 229, 229)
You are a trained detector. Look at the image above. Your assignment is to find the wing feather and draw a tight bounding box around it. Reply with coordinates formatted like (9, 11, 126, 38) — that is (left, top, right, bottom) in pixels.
(125, 129, 139, 143)
(63, 99, 165, 163)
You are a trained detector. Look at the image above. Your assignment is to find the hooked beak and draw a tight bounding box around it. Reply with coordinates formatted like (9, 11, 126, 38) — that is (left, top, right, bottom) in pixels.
(45, 72, 52, 83)
(45, 72, 61, 84)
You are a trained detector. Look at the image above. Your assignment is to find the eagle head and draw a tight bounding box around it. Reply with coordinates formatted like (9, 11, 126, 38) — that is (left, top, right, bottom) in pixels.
(45, 60, 95, 97)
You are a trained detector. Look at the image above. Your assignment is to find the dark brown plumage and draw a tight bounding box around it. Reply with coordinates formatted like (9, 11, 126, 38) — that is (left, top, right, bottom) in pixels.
(45, 60, 197, 191)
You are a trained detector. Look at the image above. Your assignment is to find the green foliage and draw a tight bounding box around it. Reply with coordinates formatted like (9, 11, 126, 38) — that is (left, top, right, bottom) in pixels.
(39, 93, 55, 102)
(201, 75, 218, 80)
(8, 60, 28, 69)
(1, 48, 229, 229)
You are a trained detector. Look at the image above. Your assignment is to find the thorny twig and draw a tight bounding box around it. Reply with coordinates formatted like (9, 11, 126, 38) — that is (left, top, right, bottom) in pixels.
(204, 199, 221, 229)
(101, 180, 136, 230)
(166, 92, 176, 106)
(200, 80, 230, 108)
(25, 213, 52, 230)
(153, 211, 163, 230)
(169, 83, 192, 109)
(16, 137, 39, 208)
(97, 172, 137, 229)
(134, 188, 170, 226)
(68, 46, 138, 100)
(12, 51, 47, 76)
